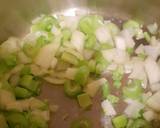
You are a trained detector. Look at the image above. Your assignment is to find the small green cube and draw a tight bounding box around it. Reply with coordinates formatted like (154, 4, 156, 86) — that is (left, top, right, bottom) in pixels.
(112, 115, 128, 128)
(77, 93, 92, 109)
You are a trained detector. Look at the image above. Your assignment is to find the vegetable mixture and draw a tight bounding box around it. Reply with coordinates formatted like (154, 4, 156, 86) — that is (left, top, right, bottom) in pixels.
(0, 13, 160, 128)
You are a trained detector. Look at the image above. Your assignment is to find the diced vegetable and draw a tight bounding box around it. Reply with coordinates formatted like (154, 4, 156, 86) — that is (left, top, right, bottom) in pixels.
(101, 100, 116, 116)
(123, 80, 143, 100)
(64, 81, 82, 98)
(77, 93, 92, 109)
(106, 22, 120, 36)
(112, 115, 128, 128)
(61, 28, 72, 43)
(84, 35, 97, 50)
(79, 15, 103, 35)
(74, 65, 90, 86)
(147, 23, 158, 35)
(107, 95, 119, 104)
(146, 90, 160, 112)
(14, 87, 32, 99)
(20, 66, 31, 76)
(0, 114, 9, 128)
(61, 52, 79, 65)
(102, 82, 110, 99)
(85, 78, 107, 97)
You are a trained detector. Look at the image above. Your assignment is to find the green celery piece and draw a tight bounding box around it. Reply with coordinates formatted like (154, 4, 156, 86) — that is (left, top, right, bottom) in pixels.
(0, 60, 9, 75)
(112, 67, 123, 81)
(31, 15, 59, 32)
(20, 66, 31, 76)
(113, 80, 122, 89)
(123, 79, 143, 100)
(106, 22, 120, 36)
(71, 118, 92, 128)
(36, 35, 49, 47)
(95, 52, 109, 74)
(61, 28, 72, 43)
(107, 94, 119, 104)
(19, 75, 40, 94)
(61, 52, 79, 66)
(64, 81, 82, 98)
(29, 115, 48, 128)
(88, 60, 96, 73)
(126, 47, 134, 55)
(102, 82, 110, 99)
(77, 93, 92, 109)
(14, 87, 32, 99)
(5, 112, 29, 128)
(79, 15, 103, 35)
(74, 65, 90, 86)
(0, 114, 9, 128)
(144, 32, 151, 42)
(112, 115, 128, 128)
(1, 81, 14, 93)
(128, 118, 152, 128)
(84, 35, 97, 50)
(123, 20, 140, 30)
(4, 54, 17, 68)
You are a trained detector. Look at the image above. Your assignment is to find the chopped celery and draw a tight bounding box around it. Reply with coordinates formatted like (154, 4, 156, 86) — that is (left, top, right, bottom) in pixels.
(14, 87, 32, 99)
(123, 80, 143, 100)
(29, 114, 48, 128)
(77, 93, 92, 109)
(0, 114, 9, 128)
(4, 54, 17, 68)
(0, 60, 8, 75)
(31, 15, 59, 32)
(61, 52, 79, 66)
(126, 47, 134, 55)
(61, 28, 72, 43)
(123, 20, 140, 30)
(106, 22, 120, 36)
(84, 35, 97, 49)
(36, 35, 49, 47)
(144, 32, 151, 42)
(79, 15, 103, 35)
(19, 75, 40, 94)
(5, 112, 29, 128)
(20, 66, 31, 76)
(64, 81, 82, 98)
(138, 53, 147, 60)
(88, 60, 96, 73)
(112, 67, 123, 81)
(107, 94, 119, 104)
(128, 118, 152, 128)
(112, 115, 128, 128)
(95, 52, 109, 74)
(1, 81, 14, 93)
(71, 118, 92, 128)
(74, 65, 90, 86)
(113, 80, 122, 89)
(102, 82, 110, 99)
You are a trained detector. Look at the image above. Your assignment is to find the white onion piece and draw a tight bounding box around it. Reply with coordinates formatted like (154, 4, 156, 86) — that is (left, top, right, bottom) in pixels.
(114, 36, 126, 50)
(101, 100, 116, 116)
(129, 60, 147, 88)
(147, 91, 160, 112)
(34, 42, 60, 69)
(50, 57, 58, 69)
(120, 29, 135, 48)
(65, 68, 77, 80)
(144, 57, 160, 84)
(144, 45, 160, 60)
(71, 30, 85, 53)
(124, 99, 144, 118)
(143, 111, 157, 121)
(150, 83, 160, 92)
(113, 49, 129, 64)
(101, 116, 113, 128)
(95, 26, 112, 44)
(147, 23, 158, 35)
(18, 51, 32, 64)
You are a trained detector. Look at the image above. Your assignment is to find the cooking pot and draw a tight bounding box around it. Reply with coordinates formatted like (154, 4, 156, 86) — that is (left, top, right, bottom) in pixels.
(0, 0, 160, 127)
